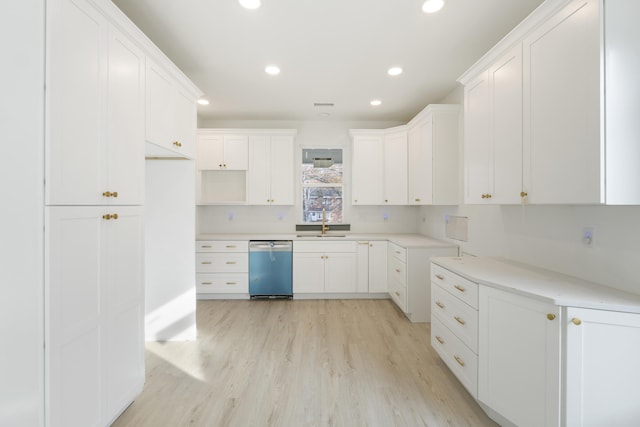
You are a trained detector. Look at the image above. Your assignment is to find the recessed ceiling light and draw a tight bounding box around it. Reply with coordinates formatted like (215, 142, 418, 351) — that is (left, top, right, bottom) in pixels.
(197, 99, 210, 106)
(370, 100, 382, 106)
(422, 0, 444, 13)
(239, 0, 261, 10)
(387, 67, 403, 76)
(265, 65, 280, 75)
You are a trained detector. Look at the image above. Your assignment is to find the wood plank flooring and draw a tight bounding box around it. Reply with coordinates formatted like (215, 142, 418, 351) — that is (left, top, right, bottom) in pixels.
(112, 299, 498, 427)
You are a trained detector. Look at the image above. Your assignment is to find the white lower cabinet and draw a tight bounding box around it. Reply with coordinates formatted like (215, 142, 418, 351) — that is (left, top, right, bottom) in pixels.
(564, 307, 640, 427)
(356, 241, 388, 293)
(46, 206, 144, 427)
(196, 241, 248, 296)
(293, 241, 356, 294)
(478, 285, 561, 427)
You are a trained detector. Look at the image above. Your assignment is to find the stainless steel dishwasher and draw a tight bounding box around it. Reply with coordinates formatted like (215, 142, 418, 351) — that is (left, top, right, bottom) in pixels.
(249, 240, 293, 299)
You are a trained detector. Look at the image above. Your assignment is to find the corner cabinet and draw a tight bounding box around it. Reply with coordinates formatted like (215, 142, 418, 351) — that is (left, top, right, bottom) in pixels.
(407, 104, 460, 205)
(459, 0, 640, 205)
(350, 127, 407, 205)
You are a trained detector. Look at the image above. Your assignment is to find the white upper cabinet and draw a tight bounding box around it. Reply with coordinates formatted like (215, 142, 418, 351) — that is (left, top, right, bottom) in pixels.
(464, 45, 522, 205)
(461, 0, 640, 205)
(522, 0, 600, 204)
(383, 129, 408, 205)
(47, 0, 144, 206)
(247, 134, 295, 205)
(351, 133, 384, 205)
(408, 104, 459, 205)
(351, 128, 408, 205)
(145, 60, 197, 159)
(197, 133, 248, 170)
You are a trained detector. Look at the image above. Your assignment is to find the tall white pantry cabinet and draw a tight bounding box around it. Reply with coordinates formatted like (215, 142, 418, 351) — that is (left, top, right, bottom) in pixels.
(43, 0, 200, 426)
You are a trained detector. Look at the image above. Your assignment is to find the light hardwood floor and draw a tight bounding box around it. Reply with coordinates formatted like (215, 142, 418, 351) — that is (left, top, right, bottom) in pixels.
(112, 299, 498, 427)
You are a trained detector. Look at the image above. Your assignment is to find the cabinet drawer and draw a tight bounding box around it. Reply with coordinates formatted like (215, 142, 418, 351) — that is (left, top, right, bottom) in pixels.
(196, 240, 248, 253)
(196, 253, 248, 273)
(431, 264, 479, 309)
(388, 242, 407, 263)
(432, 283, 478, 353)
(293, 241, 356, 253)
(388, 256, 406, 287)
(389, 278, 407, 312)
(432, 317, 478, 398)
(196, 273, 248, 293)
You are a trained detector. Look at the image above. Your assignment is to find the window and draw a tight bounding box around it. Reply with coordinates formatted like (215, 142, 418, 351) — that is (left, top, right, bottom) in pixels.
(302, 149, 343, 223)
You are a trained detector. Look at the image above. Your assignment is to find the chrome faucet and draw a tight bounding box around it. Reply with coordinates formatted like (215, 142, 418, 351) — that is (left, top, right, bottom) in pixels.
(321, 208, 330, 235)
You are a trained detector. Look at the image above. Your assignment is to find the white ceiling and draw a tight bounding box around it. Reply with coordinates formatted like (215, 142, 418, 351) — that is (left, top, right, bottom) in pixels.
(112, 0, 545, 123)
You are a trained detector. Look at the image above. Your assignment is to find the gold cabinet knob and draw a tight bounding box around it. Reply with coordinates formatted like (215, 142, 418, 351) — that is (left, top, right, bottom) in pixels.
(547, 313, 556, 321)
(172, 141, 182, 147)
(112, 191, 118, 198)
(572, 318, 582, 326)
(103, 191, 111, 197)
(102, 214, 112, 220)
(520, 191, 528, 198)
(112, 213, 118, 220)
(385, 199, 389, 203)
(219, 164, 223, 168)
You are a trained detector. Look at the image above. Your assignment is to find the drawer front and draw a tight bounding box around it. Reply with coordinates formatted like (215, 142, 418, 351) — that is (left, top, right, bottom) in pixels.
(196, 240, 248, 253)
(432, 283, 478, 353)
(388, 256, 406, 287)
(293, 241, 356, 253)
(431, 317, 478, 398)
(431, 263, 479, 309)
(196, 273, 248, 293)
(389, 278, 407, 312)
(196, 253, 248, 273)
(388, 242, 407, 263)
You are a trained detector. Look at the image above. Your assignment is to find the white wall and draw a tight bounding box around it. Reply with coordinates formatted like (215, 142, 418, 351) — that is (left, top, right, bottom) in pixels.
(419, 86, 640, 295)
(145, 160, 196, 341)
(0, 1, 45, 425)
(196, 118, 421, 235)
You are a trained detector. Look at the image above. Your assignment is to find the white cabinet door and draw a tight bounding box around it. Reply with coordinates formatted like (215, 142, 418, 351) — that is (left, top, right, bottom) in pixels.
(407, 118, 433, 205)
(564, 307, 640, 427)
(103, 207, 144, 422)
(268, 136, 294, 205)
(293, 253, 325, 293)
(46, 206, 144, 427)
(491, 45, 523, 205)
(431, 107, 460, 205)
(222, 135, 249, 170)
(197, 135, 225, 170)
(478, 286, 561, 427)
(368, 241, 388, 293)
(352, 135, 383, 205)
(173, 88, 197, 159)
(105, 25, 144, 206)
(198, 134, 248, 171)
(47, 207, 103, 427)
(324, 252, 357, 293)
(383, 130, 408, 205)
(247, 135, 271, 203)
(47, 0, 106, 206)
(464, 70, 491, 204)
(523, 0, 601, 204)
(356, 242, 369, 293)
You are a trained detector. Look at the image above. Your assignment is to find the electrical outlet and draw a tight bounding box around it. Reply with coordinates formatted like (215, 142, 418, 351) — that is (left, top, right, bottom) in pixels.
(582, 227, 594, 248)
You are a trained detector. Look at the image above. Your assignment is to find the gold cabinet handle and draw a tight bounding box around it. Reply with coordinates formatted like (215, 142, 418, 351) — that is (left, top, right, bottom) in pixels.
(226, 261, 236, 265)
(201, 245, 212, 248)
(226, 282, 237, 285)
(435, 301, 445, 309)
(435, 274, 445, 280)
(454, 285, 466, 293)
(454, 355, 466, 367)
(226, 245, 237, 248)
(415, 198, 421, 202)
(547, 313, 556, 321)
(201, 282, 213, 285)
(572, 318, 582, 326)
(435, 336, 445, 344)
(201, 261, 212, 265)
(454, 316, 466, 326)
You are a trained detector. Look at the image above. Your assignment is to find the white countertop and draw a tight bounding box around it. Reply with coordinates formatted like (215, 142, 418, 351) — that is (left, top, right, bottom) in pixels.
(431, 256, 640, 314)
(196, 233, 458, 249)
